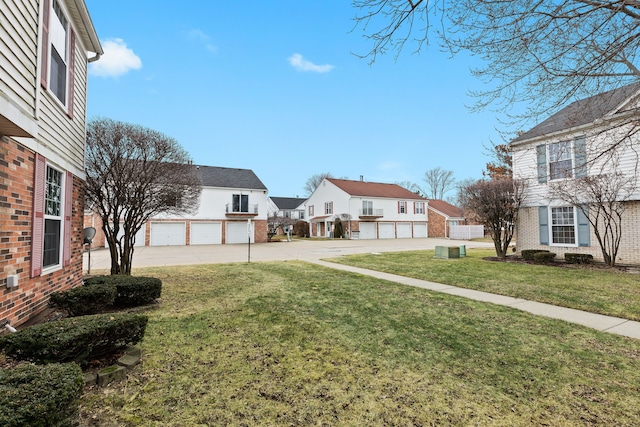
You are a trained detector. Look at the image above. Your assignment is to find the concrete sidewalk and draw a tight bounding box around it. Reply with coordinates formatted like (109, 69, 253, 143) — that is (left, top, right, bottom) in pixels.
(83, 238, 640, 340)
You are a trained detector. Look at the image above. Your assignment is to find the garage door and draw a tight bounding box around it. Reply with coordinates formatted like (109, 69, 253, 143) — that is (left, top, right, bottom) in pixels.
(190, 222, 222, 245)
(397, 223, 412, 239)
(150, 222, 186, 246)
(106, 223, 145, 248)
(359, 222, 377, 239)
(226, 221, 254, 244)
(379, 222, 395, 239)
(413, 222, 427, 238)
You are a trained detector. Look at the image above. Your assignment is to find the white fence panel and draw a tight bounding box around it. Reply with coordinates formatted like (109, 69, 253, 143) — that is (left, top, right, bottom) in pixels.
(450, 225, 484, 240)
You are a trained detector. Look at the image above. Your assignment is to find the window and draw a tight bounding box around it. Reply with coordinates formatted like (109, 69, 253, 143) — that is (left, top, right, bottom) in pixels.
(325, 202, 333, 215)
(362, 200, 373, 215)
(232, 194, 249, 212)
(398, 201, 407, 214)
(551, 206, 576, 245)
(309, 205, 314, 216)
(549, 141, 572, 180)
(415, 202, 424, 214)
(43, 165, 63, 268)
(41, 0, 76, 114)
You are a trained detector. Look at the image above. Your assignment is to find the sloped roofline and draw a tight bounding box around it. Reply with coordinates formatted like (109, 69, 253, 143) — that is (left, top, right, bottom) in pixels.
(326, 178, 427, 200)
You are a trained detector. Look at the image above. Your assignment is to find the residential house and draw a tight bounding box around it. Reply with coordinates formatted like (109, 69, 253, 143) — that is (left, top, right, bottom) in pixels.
(511, 83, 640, 264)
(427, 199, 466, 238)
(86, 165, 269, 246)
(267, 197, 306, 220)
(1, 0, 102, 326)
(304, 178, 429, 239)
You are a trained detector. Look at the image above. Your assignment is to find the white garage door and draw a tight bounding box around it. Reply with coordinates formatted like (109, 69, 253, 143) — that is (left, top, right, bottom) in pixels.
(379, 222, 395, 239)
(190, 222, 222, 245)
(359, 222, 377, 239)
(226, 221, 254, 244)
(397, 223, 412, 239)
(106, 223, 145, 248)
(150, 222, 186, 246)
(414, 222, 427, 238)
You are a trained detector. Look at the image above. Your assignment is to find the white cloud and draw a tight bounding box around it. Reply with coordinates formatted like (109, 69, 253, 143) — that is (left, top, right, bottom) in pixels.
(89, 38, 142, 78)
(288, 53, 334, 73)
(186, 29, 218, 53)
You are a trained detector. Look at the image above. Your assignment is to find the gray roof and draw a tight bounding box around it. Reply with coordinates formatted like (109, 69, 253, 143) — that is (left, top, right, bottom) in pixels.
(512, 82, 640, 144)
(194, 165, 267, 190)
(270, 197, 306, 210)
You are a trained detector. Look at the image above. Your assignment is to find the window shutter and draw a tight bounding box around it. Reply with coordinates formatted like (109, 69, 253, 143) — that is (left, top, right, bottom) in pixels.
(397, 201, 401, 213)
(31, 154, 46, 277)
(536, 145, 547, 183)
(577, 205, 590, 247)
(538, 206, 549, 245)
(40, 0, 51, 88)
(574, 136, 587, 178)
(63, 171, 73, 266)
(413, 202, 416, 214)
(67, 28, 76, 119)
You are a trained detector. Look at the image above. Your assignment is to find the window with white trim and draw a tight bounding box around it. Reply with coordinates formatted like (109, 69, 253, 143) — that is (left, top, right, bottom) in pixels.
(415, 201, 424, 214)
(43, 165, 64, 268)
(549, 141, 573, 180)
(551, 206, 576, 245)
(309, 205, 314, 216)
(399, 201, 407, 214)
(232, 194, 249, 212)
(362, 200, 373, 215)
(49, 0, 69, 104)
(325, 202, 333, 215)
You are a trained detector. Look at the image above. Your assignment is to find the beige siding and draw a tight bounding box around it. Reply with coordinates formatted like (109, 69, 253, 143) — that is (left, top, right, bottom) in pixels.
(0, 0, 38, 117)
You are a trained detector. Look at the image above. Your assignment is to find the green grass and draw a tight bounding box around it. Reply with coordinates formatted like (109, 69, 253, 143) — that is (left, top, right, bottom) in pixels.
(327, 248, 640, 321)
(78, 261, 640, 426)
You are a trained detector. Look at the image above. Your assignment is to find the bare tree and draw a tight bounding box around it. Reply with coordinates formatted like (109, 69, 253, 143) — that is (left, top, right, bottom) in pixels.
(458, 178, 526, 258)
(85, 118, 202, 275)
(267, 213, 296, 241)
(304, 172, 334, 196)
(352, 1, 640, 132)
(549, 169, 636, 266)
(423, 167, 455, 199)
(395, 180, 424, 196)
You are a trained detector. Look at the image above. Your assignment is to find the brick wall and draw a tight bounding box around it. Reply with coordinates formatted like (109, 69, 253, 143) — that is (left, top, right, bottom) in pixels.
(1, 137, 84, 327)
(428, 212, 446, 238)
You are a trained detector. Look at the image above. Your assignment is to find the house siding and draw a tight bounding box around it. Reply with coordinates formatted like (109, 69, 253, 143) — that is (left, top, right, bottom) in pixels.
(1, 137, 84, 326)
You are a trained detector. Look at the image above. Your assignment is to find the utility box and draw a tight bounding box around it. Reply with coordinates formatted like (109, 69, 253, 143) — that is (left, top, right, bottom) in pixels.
(435, 246, 460, 259)
(6, 275, 18, 288)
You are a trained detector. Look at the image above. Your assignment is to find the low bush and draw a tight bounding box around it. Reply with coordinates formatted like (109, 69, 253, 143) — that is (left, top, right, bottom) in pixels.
(84, 275, 162, 307)
(565, 253, 594, 264)
(533, 251, 556, 264)
(0, 362, 84, 427)
(49, 284, 116, 316)
(521, 249, 550, 260)
(0, 313, 148, 365)
(293, 220, 309, 237)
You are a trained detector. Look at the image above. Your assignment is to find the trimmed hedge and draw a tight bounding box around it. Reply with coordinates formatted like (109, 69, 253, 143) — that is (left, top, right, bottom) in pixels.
(565, 253, 594, 264)
(521, 249, 549, 260)
(0, 362, 84, 427)
(84, 275, 162, 307)
(0, 313, 148, 365)
(533, 251, 556, 264)
(49, 283, 116, 316)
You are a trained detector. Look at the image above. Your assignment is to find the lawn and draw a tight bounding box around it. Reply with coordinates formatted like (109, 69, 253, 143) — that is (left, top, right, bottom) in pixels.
(327, 248, 640, 321)
(78, 261, 640, 426)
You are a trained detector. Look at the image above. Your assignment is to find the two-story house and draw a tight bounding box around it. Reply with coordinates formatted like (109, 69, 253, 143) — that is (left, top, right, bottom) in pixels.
(305, 178, 429, 239)
(87, 165, 269, 246)
(1, 0, 102, 326)
(267, 197, 306, 220)
(511, 83, 640, 264)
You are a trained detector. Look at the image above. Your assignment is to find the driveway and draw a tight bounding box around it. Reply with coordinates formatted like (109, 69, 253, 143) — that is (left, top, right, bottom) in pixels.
(83, 238, 495, 272)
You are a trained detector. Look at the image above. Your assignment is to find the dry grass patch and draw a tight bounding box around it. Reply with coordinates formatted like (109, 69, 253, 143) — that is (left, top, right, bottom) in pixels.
(79, 261, 640, 426)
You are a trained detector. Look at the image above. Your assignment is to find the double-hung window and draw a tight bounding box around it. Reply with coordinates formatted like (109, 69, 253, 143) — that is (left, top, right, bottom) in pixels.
(232, 194, 249, 212)
(308, 205, 314, 216)
(362, 200, 373, 215)
(43, 166, 63, 268)
(325, 202, 333, 215)
(549, 141, 573, 180)
(415, 201, 425, 214)
(551, 207, 576, 245)
(537, 137, 587, 183)
(398, 201, 407, 214)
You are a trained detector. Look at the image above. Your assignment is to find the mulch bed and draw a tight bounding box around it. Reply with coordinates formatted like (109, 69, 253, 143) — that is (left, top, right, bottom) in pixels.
(483, 255, 639, 273)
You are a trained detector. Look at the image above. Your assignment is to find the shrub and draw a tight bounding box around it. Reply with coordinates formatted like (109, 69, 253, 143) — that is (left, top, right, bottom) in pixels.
(0, 363, 84, 427)
(533, 251, 556, 264)
(0, 313, 148, 365)
(521, 249, 549, 260)
(293, 220, 309, 237)
(84, 275, 162, 307)
(49, 284, 116, 316)
(565, 253, 594, 264)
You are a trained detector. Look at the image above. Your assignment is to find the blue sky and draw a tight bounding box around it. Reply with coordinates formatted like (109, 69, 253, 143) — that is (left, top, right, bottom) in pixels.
(85, 1, 504, 198)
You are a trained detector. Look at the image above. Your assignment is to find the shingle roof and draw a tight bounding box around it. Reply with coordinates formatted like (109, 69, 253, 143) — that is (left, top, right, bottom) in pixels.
(428, 199, 464, 219)
(327, 178, 427, 200)
(194, 165, 267, 190)
(512, 82, 640, 144)
(270, 197, 306, 209)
